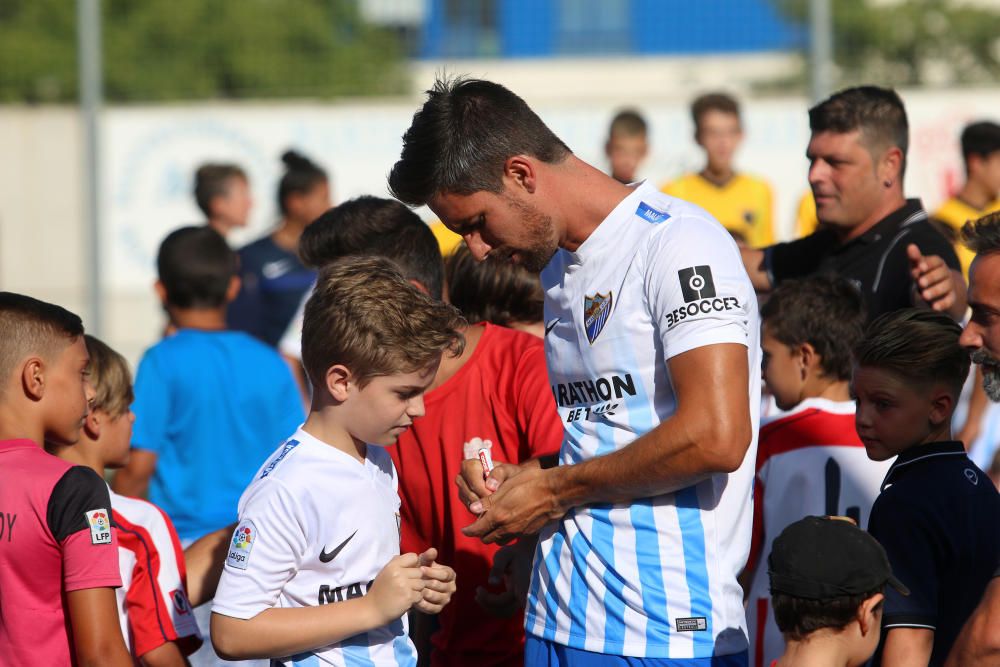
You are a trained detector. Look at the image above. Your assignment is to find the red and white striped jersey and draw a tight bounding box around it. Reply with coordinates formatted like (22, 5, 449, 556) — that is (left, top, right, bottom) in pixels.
(110, 489, 202, 659)
(745, 398, 891, 667)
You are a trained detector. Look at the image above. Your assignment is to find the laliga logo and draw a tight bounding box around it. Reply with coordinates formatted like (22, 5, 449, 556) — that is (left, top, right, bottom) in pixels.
(89, 511, 108, 528)
(233, 526, 253, 548)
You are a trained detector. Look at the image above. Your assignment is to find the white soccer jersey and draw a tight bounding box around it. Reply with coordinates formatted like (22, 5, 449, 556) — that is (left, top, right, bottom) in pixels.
(529, 181, 761, 659)
(746, 399, 891, 667)
(212, 428, 417, 666)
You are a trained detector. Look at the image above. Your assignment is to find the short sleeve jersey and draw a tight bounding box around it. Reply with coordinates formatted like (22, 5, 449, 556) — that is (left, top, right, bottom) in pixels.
(110, 489, 202, 658)
(213, 429, 417, 666)
(744, 399, 891, 667)
(662, 172, 775, 247)
(532, 181, 761, 659)
(389, 323, 563, 667)
(130, 329, 305, 540)
(765, 200, 961, 321)
(868, 441, 1000, 666)
(0, 439, 122, 665)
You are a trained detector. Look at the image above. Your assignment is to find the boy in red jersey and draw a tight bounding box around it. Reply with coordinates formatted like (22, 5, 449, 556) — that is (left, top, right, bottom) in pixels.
(0, 293, 131, 666)
(745, 277, 890, 667)
(47, 335, 202, 665)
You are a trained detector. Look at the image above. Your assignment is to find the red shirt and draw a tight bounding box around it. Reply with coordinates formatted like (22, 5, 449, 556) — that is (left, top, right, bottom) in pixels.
(389, 324, 563, 667)
(0, 439, 122, 665)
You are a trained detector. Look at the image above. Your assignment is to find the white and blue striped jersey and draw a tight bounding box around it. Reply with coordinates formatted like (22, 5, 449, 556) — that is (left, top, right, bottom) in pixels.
(212, 428, 417, 666)
(531, 181, 761, 659)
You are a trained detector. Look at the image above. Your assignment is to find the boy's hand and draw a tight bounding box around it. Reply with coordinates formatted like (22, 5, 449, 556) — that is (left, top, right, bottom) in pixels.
(367, 553, 425, 625)
(475, 537, 535, 618)
(414, 548, 456, 615)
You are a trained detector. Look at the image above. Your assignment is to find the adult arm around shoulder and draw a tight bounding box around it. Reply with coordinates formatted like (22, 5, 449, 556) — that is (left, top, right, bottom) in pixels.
(945, 575, 1000, 667)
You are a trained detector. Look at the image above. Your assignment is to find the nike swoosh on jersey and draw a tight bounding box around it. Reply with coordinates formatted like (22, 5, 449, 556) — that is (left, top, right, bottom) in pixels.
(319, 530, 357, 563)
(545, 318, 560, 336)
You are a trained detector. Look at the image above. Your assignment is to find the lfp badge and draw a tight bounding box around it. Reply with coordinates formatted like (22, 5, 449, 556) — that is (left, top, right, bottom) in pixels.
(85, 509, 112, 545)
(584, 292, 613, 344)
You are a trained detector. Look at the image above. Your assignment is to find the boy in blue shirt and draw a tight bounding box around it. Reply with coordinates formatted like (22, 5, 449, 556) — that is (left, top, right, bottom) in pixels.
(112, 225, 304, 542)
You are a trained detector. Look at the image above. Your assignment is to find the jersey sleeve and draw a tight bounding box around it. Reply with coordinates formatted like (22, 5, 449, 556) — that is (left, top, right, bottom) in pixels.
(277, 292, 309, 360)
(47, 467, 122, 592)
(123, 507, 203, 658)
(868, 493, 940, 629)
(645, 215, 755, 361)
(212, 480, 309, 620)
(131, 349, 170, 454)
(514, 342, 564, 460)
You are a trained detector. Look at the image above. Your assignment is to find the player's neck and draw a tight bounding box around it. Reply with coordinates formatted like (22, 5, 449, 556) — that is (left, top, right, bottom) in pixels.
(958, 179, 995, 211)
(700, 164, 735, 187)
(557, 156, 636, 252)
(836, 191, 907, 243)
(272, 217, 306, 252)
(46, 438, 106, 478)
(206, 217, 235, 238)
(168, 307, 228, 331)
(302, 408, 367, 464)
(428, 323, 482, 393)
(803, 377, 851, 404)
(777, 632, 854, 667)
(0, 401, 44, 445)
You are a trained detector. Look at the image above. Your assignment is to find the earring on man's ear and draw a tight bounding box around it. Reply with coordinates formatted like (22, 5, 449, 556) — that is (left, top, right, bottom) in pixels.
(884, 179, 893, 187)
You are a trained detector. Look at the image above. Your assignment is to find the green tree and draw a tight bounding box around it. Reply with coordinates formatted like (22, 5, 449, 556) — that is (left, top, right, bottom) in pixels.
(775, 0, 1000, 87)
(0, 0, 407, 103)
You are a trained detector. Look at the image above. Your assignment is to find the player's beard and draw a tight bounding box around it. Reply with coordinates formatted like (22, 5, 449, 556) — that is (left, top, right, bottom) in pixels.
(972, 348, 1000, 402)
(500, 194, 559, 273)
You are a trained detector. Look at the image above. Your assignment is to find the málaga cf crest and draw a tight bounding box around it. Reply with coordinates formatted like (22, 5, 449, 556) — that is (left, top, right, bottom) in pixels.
(584, 292, 613, 344)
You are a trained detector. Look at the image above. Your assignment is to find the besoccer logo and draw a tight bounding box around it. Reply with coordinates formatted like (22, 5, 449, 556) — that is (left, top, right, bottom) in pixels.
(678, 265, 716, 302)
(233, 526, 253, 549)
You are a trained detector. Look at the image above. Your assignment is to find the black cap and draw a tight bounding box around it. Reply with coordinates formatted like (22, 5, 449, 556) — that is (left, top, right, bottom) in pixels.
(768, 516, 909, 600)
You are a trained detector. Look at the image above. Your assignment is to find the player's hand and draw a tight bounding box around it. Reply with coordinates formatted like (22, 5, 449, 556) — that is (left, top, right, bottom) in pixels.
(475, 537, 536, 618)
(908, 244, 961, 314)
(367, 553, 425, 625)
(413, 548, 456, 615)
(462, 466, 562, 544)
(456, 460, 524, 512)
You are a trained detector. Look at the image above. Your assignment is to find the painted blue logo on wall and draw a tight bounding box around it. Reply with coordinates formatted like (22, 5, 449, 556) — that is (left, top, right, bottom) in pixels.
(584, 292, 613, 344)
(637, 202, 670, 224)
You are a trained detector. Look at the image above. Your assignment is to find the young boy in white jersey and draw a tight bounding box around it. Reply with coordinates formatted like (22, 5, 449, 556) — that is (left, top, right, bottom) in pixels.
(211, 256, 463, 665)
(47, 335, 202, 664)
(746, 276, 890, 667)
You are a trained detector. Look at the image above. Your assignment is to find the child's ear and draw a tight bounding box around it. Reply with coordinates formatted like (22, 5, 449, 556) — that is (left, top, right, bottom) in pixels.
(325, 364, 353, 402)
(225, 275, 242, 304)
(928, 385, 955, 427)
(798, 341, 819, 372)
(153, 280, 168, 306)
(858, 592, 884, 636)
(21, 357, 45, 401)
(83, 410, 101, 440)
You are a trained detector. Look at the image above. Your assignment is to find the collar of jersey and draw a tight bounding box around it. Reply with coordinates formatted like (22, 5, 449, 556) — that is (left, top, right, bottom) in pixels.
(852, 199, 926, 246)
(883, 440, 965, 485)
(569, 180, 657, 265)
(288, 427, 380, 471)
(0, 438, 39, 453)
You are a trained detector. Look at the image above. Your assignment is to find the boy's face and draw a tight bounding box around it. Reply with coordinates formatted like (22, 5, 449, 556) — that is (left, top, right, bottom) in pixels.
(969, 151, 1000, 199)
(289, 180, 333, 226)
(696, 110, 742, 171)
(99, 408, 135, 468)
(605, 133, 648, 184)
(213, 176, 253, 228)
(43, 337, 93, 445)
(853, 365, 940, 461)
(347, 362, 439, 447)
(760, 324, 805, 411)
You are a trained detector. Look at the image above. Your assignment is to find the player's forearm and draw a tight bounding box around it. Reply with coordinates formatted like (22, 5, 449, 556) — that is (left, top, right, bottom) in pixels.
(139, 640, 190, 667)
(882, 627, 934, 667)
(210, 600, 383, 660)
(740, 246, 772, 292)
(946, 579, 1000, 667)
(183, 523, 234, 607)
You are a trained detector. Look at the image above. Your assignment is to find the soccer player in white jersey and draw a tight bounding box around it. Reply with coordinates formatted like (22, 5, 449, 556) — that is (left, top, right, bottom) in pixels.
(390, 77, 760, 666)
(210, 257, 463, 666)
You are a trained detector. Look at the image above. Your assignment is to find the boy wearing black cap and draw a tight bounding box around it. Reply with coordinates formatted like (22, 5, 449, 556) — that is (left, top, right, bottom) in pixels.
(768, 516, 907, 667)
(854, 309, 1000, 665)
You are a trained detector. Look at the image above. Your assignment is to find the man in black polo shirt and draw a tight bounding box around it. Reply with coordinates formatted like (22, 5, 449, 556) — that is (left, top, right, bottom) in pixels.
(854, 308, 1000, 666)
(742, 86, 966, 321)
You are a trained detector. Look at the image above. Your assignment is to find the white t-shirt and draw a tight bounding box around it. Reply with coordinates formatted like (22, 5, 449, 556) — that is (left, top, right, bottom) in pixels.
(529, 181, 761, 659)
(212, 428, 417, 666)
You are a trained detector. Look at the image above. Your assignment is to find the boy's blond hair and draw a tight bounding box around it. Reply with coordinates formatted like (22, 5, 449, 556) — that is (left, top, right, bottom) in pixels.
(301, 256, 466, 388)
(83, 334, 133, 418)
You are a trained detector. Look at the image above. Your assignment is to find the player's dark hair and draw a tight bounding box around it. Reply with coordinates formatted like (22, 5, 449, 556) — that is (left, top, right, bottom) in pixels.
(854, 308, 970, 398)
(609, 109, 648, 138)
(301, 256, 465, 389)
(0, 293, 84, 389)
(961, 121, 1000, 164)
(388, 76, 572, 206)
(298, 196, 445, 300)
(809, 86, 909, 177)
(691, 92, 740, 130)
(278, 150, 328, 216)
(156, 225, 238, 309)
(193, 163, 247, 218)
(83, 335, 133, 418)
(761, 276, 866, 382)
(963, 210, 1000, 257)
(772, 587, 883, 641)
(445, 241, 543, 327)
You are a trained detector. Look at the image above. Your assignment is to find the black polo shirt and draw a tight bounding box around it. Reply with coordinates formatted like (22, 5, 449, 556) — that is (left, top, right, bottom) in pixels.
(764, 199, 960, 321)
(868, 441, 1000, 666)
